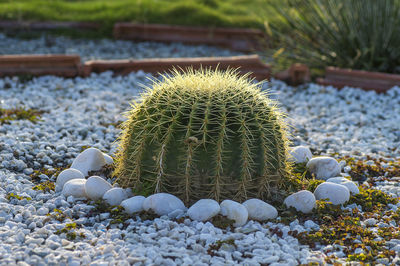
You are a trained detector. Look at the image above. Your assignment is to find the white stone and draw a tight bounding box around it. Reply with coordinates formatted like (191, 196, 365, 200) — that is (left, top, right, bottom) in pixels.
(70, 147, 107, 176)
(142, 193, 186, 216)
(326, 177, 359, 194)
(306, 157, 341, 180)
(242, 199, 278, 221)
(103, 188, 127, 206)
(284, 190, 316, 213)
(304, 220, 319, 230)
(103, 153, 113, 165)
(121, 196, 146, 214)
(187, 199, 220, 222)
(37, 207, 49, 216)
(314, 182, 350, 205)
(55, 168, 85, 192)
(220, 200, 248, 227)
(289, 146, 313, 164)
(364, 218, 377, 227)
(85, 176, 112, 200)
(62, 179, 87, 198)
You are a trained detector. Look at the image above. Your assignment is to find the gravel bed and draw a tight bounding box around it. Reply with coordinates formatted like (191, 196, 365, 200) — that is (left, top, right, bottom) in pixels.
(0, 70, 399, 265)
(0, 33, 242, 61)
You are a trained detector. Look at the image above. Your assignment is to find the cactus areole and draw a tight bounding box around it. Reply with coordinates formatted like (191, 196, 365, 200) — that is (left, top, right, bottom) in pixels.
(114, 68, 292, 204)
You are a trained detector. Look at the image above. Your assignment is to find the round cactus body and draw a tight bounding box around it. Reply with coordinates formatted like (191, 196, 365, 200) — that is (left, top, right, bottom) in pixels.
(114, 68, 292, 204)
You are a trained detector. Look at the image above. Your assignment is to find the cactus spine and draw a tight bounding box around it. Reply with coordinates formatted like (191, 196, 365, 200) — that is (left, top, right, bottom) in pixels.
(114, 68, 292, 204)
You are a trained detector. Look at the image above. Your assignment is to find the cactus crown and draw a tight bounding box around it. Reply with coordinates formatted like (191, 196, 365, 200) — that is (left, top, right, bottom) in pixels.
(114, 68, 293, 204)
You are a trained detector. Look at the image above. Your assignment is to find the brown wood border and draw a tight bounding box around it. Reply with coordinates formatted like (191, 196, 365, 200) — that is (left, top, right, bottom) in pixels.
(113, 23, 267, 52)
(317, 67, 400, 93)
(0, 54, 81, 77)
(83, 55, 270, 80)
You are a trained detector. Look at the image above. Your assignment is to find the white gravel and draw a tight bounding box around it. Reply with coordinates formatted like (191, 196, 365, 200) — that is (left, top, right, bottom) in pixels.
(0, 51, 400, 264)
(0, 33, 242, 61)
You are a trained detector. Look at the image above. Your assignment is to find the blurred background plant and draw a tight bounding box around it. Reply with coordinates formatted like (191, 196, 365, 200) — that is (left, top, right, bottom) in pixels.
(2, 0, 400, 75)
(268, 0, 400, 74)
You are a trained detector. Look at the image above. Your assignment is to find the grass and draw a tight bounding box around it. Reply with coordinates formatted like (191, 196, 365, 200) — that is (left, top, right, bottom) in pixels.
(0, 0, 286, 38)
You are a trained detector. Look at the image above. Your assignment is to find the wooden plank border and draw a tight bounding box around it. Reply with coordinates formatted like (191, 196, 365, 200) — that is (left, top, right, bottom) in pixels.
(317, 67, 400, 93)
(83, 55, 270, 81)
(0, 54, 81, 77)
(0, 54, 270, 80)
(113, 23, 267, 52)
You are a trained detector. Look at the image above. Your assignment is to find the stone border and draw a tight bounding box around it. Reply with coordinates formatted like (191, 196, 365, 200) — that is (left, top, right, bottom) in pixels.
(0, 54, 81, 77)
(317, 67, 400, 93)
(0, 54, 270, 80)
(83, 55, 270, 80)
(113, 23, 267, 52)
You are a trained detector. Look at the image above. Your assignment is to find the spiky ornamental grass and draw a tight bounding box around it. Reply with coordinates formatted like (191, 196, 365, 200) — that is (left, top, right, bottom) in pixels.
(114, 68, 294, 205)
(272, 0, 400, 74)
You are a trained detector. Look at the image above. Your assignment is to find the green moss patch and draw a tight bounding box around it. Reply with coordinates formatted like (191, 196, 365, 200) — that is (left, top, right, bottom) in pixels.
(348, 186, 398, 212)
(207, 239, 237, 256)
(6, 192, 31, 201)
(294, 210, 398, 263)
(341, 155, 400, 182)
(0, 108, 44, 125)
(32, 181, 55, 192)
(55, 222, 86, 241)
(45, 208, 70, 223)
(280, 186, 400, 264)
(210, 215, 235, 230)
(29, 165, 70, 183)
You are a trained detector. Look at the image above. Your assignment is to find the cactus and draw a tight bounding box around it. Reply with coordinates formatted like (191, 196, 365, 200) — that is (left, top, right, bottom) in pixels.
(114, 68, 293, 204)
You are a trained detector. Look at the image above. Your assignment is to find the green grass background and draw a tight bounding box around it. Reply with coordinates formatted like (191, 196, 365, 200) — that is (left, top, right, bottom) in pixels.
(0, 0, 287, 34)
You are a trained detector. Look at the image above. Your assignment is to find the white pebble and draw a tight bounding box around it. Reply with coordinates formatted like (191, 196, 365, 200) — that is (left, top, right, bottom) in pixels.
(55, 168, 85, 192)
(306, 157, 341, 180)
(314, 182, 350, 205)
(103, 153, 114, 165)
(71, 147, 106, 176)
(85, 176, 112, 200)
(364, 218, 377, 227)
(142, 193, 186, 216)
(121, 196, 146, 214)
(326, 176, 359, 194)
(242, 199, 278, 221)
(220, 200, 248, 227)
(187, 199, 220, 222)
(289, 146, 313, 164)
(103, 188, 127, 206)
(284, 190, 316, 213)
(37, 207, 49, 216)
(62, 179, 87, 198)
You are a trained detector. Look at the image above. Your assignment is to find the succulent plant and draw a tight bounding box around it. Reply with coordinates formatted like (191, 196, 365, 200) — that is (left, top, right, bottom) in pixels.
(114, 68, 293, 204)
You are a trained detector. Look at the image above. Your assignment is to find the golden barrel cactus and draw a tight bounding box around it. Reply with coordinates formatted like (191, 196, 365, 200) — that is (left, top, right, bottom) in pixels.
(114, 68, 293, 204)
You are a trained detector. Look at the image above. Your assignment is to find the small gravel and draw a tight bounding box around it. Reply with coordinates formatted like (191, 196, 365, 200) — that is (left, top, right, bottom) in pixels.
(0, 44, 399, 264)
(0, 33, 242, 61)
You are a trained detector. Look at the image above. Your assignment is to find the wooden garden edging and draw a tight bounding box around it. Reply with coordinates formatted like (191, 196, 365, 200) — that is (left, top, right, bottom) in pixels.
(317, 67, 400, 93)
(113, 23, 267, 52)
(0, 54, 270, 80)
(0, 21, 101, 31)
(0, 54, 81, 77)
(83, 55, 270, 80)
